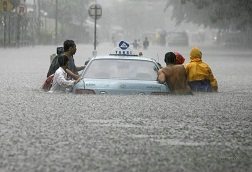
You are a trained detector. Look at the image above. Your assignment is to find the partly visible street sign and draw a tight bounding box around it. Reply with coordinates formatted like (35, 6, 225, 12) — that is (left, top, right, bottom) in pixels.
(88, 4, 102, 20)
(16, 4, 27, 16)
(0, 0, 13, 14)
(89, 3, 102, 55)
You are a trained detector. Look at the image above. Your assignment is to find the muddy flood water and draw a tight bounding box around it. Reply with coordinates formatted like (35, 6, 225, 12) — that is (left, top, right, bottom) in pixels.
(0, 43, 252, 172)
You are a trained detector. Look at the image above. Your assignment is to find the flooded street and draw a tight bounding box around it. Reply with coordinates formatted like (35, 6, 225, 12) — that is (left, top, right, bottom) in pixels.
(0, 43, 252, 172)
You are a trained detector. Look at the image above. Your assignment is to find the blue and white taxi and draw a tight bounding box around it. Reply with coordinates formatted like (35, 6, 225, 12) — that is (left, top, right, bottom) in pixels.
(73, 41, 170, 95)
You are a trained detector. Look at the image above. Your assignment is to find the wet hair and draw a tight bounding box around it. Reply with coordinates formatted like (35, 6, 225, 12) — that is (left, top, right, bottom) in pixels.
(63, 40, 75, 52)
(58, 55, 69, 67)
(164, 52, 176, 64)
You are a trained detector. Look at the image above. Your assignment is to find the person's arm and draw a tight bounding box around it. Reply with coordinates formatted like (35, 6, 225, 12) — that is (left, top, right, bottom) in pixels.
(76, 66, 85, 72)
(207, 67, 218, 92)
(66, 69, 79, 80)
(58, 75, 82, 87)
(157, 69, 166, 84)
(57, 74, 75, 87)
(73, 77, 83, 84)
(212, 86, 218, 92)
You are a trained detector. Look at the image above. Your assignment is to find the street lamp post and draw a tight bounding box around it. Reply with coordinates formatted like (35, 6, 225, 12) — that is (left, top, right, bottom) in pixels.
(44, 12, 47, 32)
(32, 0, 36, 46)
(88, 3, 102, 57)
(55, 0, 58, 45)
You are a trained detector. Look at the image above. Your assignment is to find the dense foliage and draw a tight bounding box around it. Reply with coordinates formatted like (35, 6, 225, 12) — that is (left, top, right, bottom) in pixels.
(165, 0, 252, 31)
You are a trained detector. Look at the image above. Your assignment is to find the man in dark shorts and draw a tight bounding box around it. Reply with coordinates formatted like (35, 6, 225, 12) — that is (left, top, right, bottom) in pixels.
(157, 52, 192, 95)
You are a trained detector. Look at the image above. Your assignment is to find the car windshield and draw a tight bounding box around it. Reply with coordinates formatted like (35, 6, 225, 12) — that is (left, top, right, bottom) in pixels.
(83, 59, 159, 81)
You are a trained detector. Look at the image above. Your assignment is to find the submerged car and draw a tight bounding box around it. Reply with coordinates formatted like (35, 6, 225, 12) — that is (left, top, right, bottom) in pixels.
(73, 41, 170, 95)
(167, 31, 189, 46)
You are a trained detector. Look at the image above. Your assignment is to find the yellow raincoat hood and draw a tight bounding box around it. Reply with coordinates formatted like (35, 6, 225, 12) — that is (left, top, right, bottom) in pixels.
(190, 47, 202, 61)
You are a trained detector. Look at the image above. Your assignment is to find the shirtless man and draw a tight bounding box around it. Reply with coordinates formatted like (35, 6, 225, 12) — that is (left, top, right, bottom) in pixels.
(157, 52, 192, 95)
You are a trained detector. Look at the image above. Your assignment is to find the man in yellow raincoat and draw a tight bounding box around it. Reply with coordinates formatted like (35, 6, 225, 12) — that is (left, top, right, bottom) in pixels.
(185, 47, 218, 92)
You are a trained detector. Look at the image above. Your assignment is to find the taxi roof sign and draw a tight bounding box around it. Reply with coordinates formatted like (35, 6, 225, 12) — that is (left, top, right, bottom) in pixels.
(119, 41, 129, 50)
(110, 41, 137, 56)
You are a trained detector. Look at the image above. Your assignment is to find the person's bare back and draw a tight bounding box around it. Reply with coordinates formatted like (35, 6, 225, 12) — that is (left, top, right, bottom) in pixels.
(158, 65, 192, 95)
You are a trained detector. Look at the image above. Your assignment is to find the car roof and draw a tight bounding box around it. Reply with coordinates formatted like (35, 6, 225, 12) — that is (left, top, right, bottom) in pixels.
(91, 55, 156, 62)
(88, 40, 158, 63)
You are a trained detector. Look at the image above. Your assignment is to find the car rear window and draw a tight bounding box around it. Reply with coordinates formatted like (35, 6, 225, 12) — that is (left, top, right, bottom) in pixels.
(83, 59, 158, 80)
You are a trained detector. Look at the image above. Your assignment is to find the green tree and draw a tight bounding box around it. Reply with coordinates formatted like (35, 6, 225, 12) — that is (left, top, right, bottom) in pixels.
(165, 0, 252, 31)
